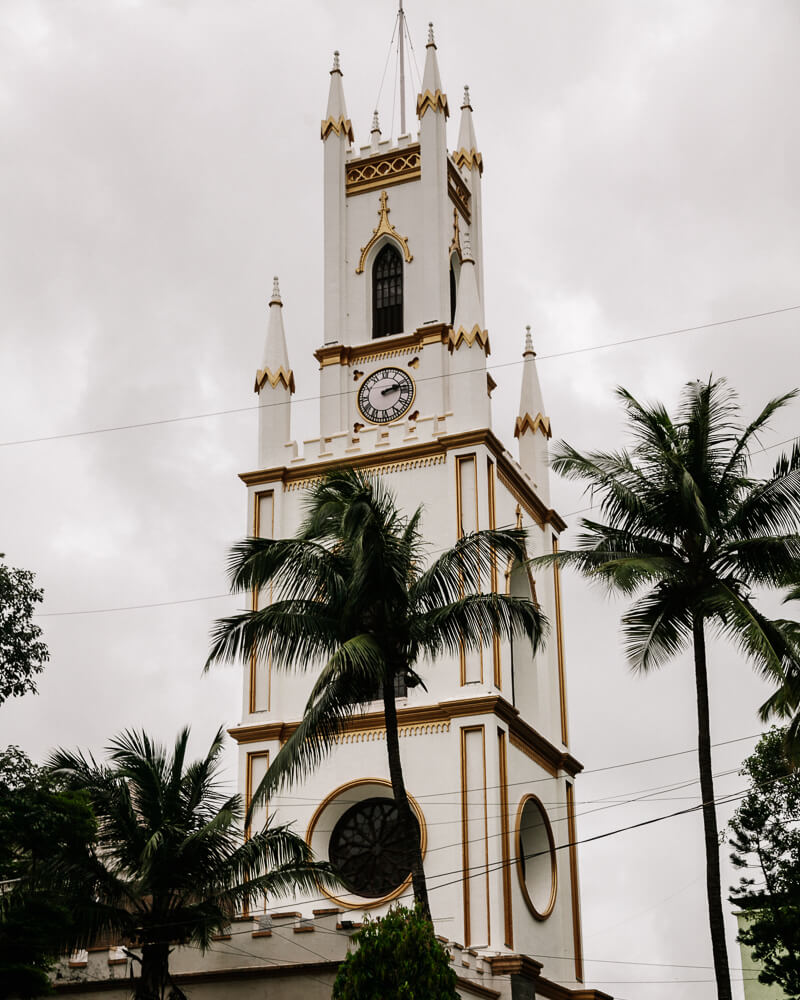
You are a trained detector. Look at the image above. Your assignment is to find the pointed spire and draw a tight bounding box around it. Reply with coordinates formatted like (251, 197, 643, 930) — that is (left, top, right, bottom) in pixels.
(370, 109, 381, 151)
(515, 326, 549, 439)
(255, 276, 294, 394)
(417, 23, 449, 119)
(454, 83, 483, 174)
(451, 242, 488, 352)
(321, 50, 354, 143)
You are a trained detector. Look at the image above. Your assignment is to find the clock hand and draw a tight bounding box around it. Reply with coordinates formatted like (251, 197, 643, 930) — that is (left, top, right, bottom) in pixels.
(381, 385, 400, 396)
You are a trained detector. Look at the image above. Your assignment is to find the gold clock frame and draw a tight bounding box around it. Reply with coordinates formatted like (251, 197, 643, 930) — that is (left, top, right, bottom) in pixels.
(356, 365, 417, 425)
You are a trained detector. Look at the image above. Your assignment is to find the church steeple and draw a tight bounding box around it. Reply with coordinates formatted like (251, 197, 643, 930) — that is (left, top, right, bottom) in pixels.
(450, 235, 490, 429)
(515, 326, 551, 501)
(321, 50, 353, 143)
(454, 85, 485, 302)
(255, 277, 294, 466)
(322, 51, 351, 349)
(416, 23, 449, 119)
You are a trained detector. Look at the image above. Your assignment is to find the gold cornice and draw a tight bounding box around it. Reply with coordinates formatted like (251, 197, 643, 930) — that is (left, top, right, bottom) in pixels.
(314, 324, 450, 368)
(320, 115, 354, 142)
(453, 148, 484, 175)
(416, 88, 449, 119)
(237, 427, 569, 533)
(345, 145, 421, 196)
(254, 366, 295, 394)
(450, 324, 490, 354)
(228, 694, 583, 778)
(487, 955, 543, 979)
(355, 190, 413, 275)
(514, 412, 551, 439)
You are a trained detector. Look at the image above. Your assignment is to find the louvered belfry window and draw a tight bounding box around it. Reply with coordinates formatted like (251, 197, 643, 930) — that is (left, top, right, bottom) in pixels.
(372, 243, 403, 339)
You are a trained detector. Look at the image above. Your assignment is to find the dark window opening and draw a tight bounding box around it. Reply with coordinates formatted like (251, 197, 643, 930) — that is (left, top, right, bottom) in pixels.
(449, 261, 457, 325)
(373, 244, 403, 339)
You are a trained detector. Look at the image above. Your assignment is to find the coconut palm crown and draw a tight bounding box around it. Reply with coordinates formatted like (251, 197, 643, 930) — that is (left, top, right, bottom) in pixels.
(48, 726, 336, 1000)
(536, 377, 800, 1000)
(206, 467, 548, 916)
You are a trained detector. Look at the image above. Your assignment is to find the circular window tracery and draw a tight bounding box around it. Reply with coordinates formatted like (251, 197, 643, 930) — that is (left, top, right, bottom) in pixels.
(516, 793, 557, 920)
(329, 797, 420, 898)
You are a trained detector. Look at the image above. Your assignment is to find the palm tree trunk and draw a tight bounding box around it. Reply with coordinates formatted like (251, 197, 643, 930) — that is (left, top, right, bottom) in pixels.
(136, 941, 170, 1000)
(382, 676, 431, 920)
(692, 613, 732, 1000)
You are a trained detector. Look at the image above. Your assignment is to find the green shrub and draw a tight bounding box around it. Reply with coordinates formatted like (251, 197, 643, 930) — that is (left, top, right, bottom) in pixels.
(333, 905, 458, 1000)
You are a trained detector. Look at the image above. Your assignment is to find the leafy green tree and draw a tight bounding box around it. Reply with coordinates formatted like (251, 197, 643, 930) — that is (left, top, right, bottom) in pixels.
(730, 727, 800, 998)
(332, 905, 458, 1000)
(0, 557, 49, 705)
(49, 726, 338, 1000)
(0, 746, 96, 999)
(538, 378, 800, 1000)
(207, 468, 547, 916)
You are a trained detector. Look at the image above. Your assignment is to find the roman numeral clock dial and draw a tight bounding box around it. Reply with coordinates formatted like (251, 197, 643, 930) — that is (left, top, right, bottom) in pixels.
(357, 367, 416, 424)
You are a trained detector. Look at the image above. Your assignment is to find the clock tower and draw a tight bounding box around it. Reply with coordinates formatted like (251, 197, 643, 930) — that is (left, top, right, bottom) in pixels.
(231, 23, 601, 997)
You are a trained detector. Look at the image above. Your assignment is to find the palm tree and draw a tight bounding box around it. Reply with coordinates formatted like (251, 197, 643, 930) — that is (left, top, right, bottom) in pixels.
(206, 467, 547, 917)
(48, 726, 336, 1000)
(537, 378, 800, 1000)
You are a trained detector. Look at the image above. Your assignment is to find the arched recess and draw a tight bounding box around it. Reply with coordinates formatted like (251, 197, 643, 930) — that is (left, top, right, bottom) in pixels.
(449, 251, 461, 325)
(506, 557, 539, 712)
(372, 241, 404, 339)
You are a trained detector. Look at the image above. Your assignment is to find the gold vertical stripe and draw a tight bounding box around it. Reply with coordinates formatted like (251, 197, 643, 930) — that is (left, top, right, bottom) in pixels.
(566, 782, 584, 983)
(456, 455, 481, 685)
(488, 459, 501, 688)
(552, 536, 568, 745)
(498, 728, 513, 948)
(244, 749, 270, 919)
(481, 725, 490, 945)
(459, 726, 471, 944)
(249, 492, 275, 714)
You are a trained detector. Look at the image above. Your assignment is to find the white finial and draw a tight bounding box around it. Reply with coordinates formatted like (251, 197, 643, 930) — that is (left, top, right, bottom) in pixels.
(462, 85, 471, 109)
(270, 276, 282, 306)
(524, 325, 535, 356)
(332, 50, 341, 73)
(371, 109, 381, 134)
(427, 22, 436, 46)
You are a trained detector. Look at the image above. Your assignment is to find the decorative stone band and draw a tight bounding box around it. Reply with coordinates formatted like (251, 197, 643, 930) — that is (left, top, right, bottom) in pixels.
(416, 88, 450, 119)
(320, 115, 354, 142)
(453, 147, 484, 175)
(254, 366, 295, 394)
(450, 324, 490, 354)
(514, 412, 552, 439)
(355, 190, 413, 274)
(229, 694, 583, 779)
(345, 145, 421, 196)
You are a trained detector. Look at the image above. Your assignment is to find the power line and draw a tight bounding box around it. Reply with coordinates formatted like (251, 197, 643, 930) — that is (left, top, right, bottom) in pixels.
(3, 303, 797, 449)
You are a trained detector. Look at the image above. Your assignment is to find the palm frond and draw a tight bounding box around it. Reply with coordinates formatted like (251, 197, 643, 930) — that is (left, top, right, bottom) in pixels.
(414, 593, 548, 659)
(620, 583, 693, 672)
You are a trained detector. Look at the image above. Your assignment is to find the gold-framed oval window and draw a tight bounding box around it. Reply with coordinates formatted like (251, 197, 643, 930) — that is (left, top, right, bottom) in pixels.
(515, 793, 557, 920)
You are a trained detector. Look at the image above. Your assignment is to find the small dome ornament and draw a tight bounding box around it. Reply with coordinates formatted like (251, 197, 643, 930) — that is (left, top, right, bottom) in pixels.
(461, 85, 472, 110)
(270, 276, 282, 307)
(427, 22, 436, 46)
(332, 50, 341, 73)
(370, 109, 381, 134)
(524, 324, 535, 357)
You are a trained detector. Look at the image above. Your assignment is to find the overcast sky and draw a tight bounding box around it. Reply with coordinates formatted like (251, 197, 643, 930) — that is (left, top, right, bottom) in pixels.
(2, 2, 799, 998)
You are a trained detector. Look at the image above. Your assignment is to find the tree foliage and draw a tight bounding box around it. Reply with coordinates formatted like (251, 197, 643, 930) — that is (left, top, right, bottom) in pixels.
(729, 727, 800, 998)
(0, 559, 49, 706)
(332, 905, 458, 1000)
(49, 726, 338, 1000)
(536, 377, 800, 1000)
(0, 746, 96, 999)
(207, 468, 547, 914)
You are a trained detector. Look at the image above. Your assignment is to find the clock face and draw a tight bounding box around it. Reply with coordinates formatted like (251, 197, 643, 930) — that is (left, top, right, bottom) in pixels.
(357, 367, 415, 424)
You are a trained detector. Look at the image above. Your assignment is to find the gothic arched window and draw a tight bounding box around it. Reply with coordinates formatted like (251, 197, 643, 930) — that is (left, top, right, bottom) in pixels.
(372, 243, 403, 339)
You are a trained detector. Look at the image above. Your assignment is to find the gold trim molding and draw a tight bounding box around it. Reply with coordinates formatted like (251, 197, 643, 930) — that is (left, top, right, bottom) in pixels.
(514, 412, 551, 439)
(355, 190, 413, 275)
(254, 366, 295, 394)
(286, 455, 446, 493)
(314, 324, 450, 368)
(346, 145, 421, 196)
(450, 324, 490, 354)
(320, 115, 354, 142)
(453, 147, 484, 175)
(448, 160, 471, 223)
(229, 694, 583, 778)
(416, 88, 449, 119)
(239, 427, 568, 533)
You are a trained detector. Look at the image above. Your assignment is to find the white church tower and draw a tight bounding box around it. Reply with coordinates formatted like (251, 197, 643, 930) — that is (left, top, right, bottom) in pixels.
(231, 23, 599, 997)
